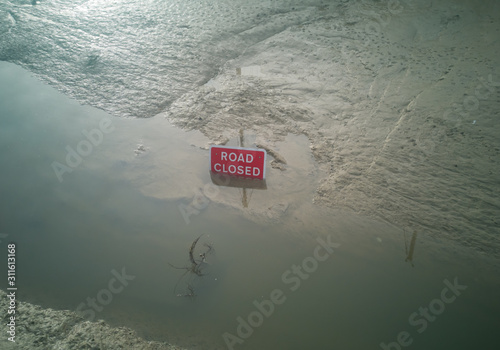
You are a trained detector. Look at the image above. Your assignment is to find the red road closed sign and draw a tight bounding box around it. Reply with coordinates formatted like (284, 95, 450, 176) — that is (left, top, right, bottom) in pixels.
(210, 145, 267, 180)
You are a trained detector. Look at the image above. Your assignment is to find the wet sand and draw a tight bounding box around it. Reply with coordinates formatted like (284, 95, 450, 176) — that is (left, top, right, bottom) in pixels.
(165, 0, 500, 258)
(0, 290, 187, 350)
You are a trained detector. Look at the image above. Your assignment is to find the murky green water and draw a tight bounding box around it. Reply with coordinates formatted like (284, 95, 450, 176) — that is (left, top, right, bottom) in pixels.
(1, 62, 499, 350)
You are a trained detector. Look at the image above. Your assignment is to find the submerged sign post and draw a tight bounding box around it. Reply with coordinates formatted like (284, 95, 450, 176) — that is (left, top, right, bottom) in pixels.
(210, 145, 266, 180)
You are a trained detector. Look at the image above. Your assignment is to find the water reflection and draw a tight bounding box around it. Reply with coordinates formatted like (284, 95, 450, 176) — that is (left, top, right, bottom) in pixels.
(404, 229, 418, 268)
(210, 171, 267, 190)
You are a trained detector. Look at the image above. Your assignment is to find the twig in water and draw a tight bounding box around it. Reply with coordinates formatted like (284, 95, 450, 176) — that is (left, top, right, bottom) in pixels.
(169, 235, 214, 297)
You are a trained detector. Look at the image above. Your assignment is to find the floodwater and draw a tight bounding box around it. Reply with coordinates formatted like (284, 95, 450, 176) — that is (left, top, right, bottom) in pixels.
(1, 62, 499, 350)
(1, 0, 500, 349)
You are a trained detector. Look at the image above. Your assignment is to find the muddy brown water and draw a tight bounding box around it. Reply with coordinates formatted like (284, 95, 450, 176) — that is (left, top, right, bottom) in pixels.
(1, 62, 499, 349)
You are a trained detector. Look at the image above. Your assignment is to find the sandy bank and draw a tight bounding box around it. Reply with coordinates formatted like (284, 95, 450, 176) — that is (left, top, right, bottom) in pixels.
(0, 290, 186, 350)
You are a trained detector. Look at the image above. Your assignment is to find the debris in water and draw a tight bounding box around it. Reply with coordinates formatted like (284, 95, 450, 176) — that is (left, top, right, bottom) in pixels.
(256, 143, 287, 170)
(169, 235, 214, 297)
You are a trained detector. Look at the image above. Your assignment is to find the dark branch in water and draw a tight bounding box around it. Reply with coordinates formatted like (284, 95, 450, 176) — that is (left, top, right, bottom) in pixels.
(169, 235, 214, 297)
(189, 235, 202, 268)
